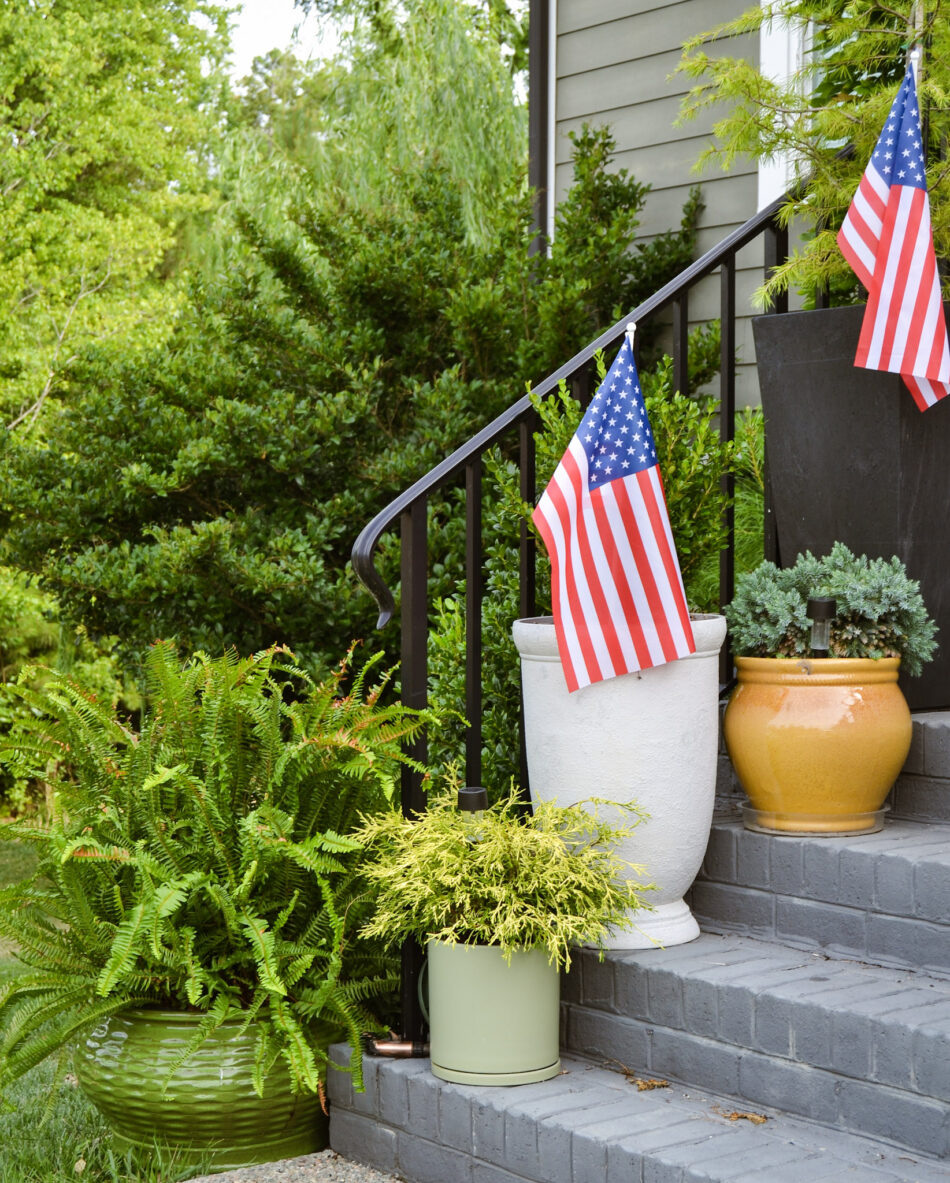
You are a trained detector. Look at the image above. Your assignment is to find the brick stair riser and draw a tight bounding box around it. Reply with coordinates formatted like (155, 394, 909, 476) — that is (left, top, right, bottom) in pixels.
(563, 1004, 948, 1157)
(328, 1049, 950, 1183)
(889, 772, 950, 824)
(561, 946, 950, 1156)
(691, 821, 950, 976)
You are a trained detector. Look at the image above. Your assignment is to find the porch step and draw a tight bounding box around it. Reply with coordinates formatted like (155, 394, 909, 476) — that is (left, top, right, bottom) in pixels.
(690, 818, 950, 976)
(327, 1047, 950, 1182)
(562, 933, 950, 1157)
(890, 710, 950, 822)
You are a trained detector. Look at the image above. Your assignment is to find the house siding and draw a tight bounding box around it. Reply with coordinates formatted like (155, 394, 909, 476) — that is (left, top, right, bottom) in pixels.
(553, 0, 764, 405)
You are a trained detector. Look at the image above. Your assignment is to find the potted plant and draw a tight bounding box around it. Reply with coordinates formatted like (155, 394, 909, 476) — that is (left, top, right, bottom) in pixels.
(0, 641, 426, 1172)
(502, 362, 730, 951)
(514, 613, 726, 949)
(723, 543, 937, 834)
(677, 0, 950, 707)
(356, 785, 652, 1086)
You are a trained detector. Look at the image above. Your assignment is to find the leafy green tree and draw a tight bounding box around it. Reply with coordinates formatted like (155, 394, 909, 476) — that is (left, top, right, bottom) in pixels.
(0, 0, 230, 427)
(0, 3, 703, 675)
(677, 0, 950, 301)
(296, 0, 529, 75)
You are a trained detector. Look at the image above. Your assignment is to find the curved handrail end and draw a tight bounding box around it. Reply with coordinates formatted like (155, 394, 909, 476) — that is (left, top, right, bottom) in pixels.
(352, 521, 397, 631)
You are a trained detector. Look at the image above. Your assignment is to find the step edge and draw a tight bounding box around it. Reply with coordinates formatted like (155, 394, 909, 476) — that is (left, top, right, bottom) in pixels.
(328, 1048, 950, 1182)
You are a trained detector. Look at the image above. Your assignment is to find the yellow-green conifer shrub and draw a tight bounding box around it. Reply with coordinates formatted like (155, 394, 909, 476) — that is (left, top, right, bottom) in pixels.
(357, 789, 654, 969)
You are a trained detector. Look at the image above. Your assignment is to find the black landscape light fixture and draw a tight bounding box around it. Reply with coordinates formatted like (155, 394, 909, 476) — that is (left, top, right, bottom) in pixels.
(806, 596, 837, 657)
(458, 785, 488, 815)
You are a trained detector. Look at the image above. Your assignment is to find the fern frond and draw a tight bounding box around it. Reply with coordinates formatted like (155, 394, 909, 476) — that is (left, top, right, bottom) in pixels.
(239, 912, 287, 996)
(269, 998, 322, 1094)
(157, 994, 233, 1096)
(252, 1025, 283, 1099)
(96, 901, 151, 995)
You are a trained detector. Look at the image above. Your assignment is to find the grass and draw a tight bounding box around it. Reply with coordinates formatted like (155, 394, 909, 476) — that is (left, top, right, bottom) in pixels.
(0, 838, 206, 1183)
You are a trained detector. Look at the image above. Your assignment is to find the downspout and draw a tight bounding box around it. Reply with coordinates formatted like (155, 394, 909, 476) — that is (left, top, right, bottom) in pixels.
(528, 0, 551, 255)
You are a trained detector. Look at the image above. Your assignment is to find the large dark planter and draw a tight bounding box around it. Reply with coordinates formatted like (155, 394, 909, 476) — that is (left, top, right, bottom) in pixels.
(753, 305, 950, 709)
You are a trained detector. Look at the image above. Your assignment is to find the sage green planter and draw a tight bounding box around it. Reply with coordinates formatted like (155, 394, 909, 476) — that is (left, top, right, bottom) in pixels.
(427, 942, 560, 1086)
(75, 1009, 328, 1171)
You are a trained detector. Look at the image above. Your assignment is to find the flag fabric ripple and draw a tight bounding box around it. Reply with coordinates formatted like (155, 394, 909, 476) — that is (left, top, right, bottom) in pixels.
(837, 61, 950, 412)
(531, 333, 695, 693)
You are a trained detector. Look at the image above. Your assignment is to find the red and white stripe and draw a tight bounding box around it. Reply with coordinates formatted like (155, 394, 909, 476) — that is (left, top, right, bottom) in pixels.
(532, 436, 694, 693)
(838, 166, 887, 292)
(838, 152, 950, 412)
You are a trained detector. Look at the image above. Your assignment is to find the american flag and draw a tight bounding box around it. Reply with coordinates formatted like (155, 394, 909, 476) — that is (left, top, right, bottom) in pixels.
(532, 330, 695, 693)
(837, 61, 950, 411)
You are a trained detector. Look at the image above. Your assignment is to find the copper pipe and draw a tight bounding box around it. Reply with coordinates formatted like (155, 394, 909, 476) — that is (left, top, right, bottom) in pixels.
(363, 1037, 429, 1058)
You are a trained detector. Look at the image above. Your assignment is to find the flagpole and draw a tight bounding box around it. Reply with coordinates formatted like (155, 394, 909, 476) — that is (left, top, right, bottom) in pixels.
(909, 45, 921, 89)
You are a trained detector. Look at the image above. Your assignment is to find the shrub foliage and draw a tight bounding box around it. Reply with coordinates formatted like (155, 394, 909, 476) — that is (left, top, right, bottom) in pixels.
(0, 117, 703, 672)
(725, 542, 938, 676)
(356, 788, 653, 970)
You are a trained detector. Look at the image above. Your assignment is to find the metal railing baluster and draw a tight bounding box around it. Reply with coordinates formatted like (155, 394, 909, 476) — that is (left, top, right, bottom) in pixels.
(518, 409, 538, 800)
(762, 216, 788, 562)
(399, 497, 428, 1042)
(465, 459, 483, 788)
(400, 498, 429, 818)
(719, 254, 737, 686)
(518, 412, 537, 622)
(673, 294, 689, 397)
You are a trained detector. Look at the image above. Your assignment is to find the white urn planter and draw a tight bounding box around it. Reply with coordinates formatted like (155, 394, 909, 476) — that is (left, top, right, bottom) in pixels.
(513, 613, 727, 949)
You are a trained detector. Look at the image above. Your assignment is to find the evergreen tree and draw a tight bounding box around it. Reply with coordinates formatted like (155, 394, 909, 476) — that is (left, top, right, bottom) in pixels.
(0, 3, 703, 674)
(0, 0, 231, 427)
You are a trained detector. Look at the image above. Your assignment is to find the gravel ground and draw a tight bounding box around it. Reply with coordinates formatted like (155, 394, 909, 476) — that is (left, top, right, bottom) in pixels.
(186, 1150, 404, 1183)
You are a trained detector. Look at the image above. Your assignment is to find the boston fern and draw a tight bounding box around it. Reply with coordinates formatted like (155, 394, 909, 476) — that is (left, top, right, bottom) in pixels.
(0, 642, 427, 1100)
(726, 543, 937, 677)
(356, 789, 654, 970)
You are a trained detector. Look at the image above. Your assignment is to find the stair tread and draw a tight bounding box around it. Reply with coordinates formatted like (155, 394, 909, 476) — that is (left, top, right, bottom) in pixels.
(708, 816, 950, 862)
(585, 931, 950, 1015)
(564, 933, 950, 1154)
(693, 817, 950, 976)
(328, 1047, 950, 1182)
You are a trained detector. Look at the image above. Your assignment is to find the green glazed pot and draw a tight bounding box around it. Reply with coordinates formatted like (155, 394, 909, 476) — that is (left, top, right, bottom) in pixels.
(427, 941, 561, 1086)
(75, 1009, 329, 1171)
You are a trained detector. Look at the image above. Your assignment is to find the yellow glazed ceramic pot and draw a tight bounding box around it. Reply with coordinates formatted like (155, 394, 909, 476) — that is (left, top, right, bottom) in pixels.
(723, 656, 912, 835)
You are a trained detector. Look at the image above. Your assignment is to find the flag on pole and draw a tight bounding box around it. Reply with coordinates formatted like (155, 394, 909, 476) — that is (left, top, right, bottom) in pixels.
(837, 59, 950, 411)
(532, 327, 695, 693)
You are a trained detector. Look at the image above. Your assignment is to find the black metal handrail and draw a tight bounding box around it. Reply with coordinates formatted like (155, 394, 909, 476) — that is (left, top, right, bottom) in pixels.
(351, 191, 793, 1040)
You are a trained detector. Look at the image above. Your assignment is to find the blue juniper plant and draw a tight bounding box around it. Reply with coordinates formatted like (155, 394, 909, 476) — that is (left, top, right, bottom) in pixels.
(725, 543, 937, 677)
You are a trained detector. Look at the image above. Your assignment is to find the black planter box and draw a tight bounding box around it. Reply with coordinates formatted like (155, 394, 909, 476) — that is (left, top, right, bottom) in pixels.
(753, 304, 950, 710)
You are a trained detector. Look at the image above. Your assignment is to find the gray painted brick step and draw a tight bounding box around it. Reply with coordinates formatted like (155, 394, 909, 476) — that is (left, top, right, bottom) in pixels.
(327, 1047, 950, 1183)
(561, 932, 950, 1157)
(896, 713, 950, 819)
(690, 819, 950, 976)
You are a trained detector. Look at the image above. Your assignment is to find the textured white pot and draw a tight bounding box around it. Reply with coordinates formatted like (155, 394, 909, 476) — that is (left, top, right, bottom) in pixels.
(513, 614, 727, 949)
